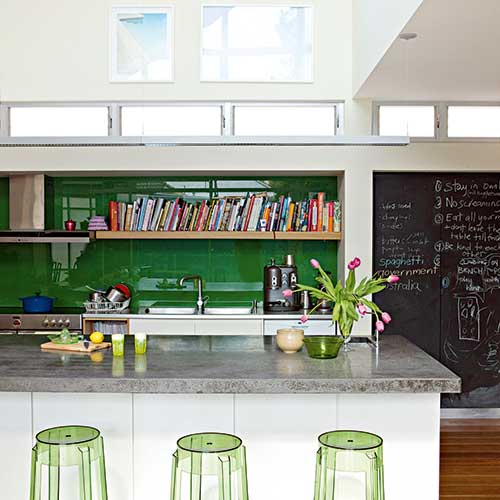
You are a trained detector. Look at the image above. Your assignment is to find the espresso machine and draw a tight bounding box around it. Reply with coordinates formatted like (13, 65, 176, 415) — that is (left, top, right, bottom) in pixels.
(264, 255, 301, 312)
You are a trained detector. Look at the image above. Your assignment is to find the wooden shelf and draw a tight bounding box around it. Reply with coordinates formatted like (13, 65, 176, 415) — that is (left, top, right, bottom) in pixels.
(91, 231, 341, 241)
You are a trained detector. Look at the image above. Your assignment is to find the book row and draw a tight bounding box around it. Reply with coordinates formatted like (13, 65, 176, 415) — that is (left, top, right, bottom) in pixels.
(108, 193, 342, 233)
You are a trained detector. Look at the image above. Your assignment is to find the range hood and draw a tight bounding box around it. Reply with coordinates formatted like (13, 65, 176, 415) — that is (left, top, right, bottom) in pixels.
(0, 174, 90, 243)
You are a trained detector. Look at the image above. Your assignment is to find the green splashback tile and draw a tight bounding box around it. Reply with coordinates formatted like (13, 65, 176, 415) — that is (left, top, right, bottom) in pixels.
(0, 175, 338, 308)
(0, 178, 8, 230)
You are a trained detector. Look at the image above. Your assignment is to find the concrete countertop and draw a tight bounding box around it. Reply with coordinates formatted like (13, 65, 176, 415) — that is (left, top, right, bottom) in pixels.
(0, 335, 460, 394)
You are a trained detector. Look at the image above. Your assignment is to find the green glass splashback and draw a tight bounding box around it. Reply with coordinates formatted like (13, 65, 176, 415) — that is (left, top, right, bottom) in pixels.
(0, 175, 338, 309)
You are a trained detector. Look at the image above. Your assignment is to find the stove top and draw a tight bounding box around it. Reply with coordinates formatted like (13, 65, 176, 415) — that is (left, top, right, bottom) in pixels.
(0, 307, 83, 332)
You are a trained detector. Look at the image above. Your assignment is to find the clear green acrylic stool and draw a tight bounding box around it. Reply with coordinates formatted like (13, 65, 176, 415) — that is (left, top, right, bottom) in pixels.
(170, 432, 249, 500)
(314, 430, 384, 500)
(30, 425, 108, 500)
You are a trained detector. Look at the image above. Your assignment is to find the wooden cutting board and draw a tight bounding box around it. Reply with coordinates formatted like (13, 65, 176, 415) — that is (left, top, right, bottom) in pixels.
(41, 341, 112, 353)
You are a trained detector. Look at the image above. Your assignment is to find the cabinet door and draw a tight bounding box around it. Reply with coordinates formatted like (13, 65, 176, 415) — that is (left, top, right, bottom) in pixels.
(33, 393, 133, 500)
(133, 394, 234, 500)
(235, 394, 337, 500)
(195, 319, 263, 335)
(264, 318, 333, 335)
(0, 392, 32, 500)
(130, 318, 195, 335)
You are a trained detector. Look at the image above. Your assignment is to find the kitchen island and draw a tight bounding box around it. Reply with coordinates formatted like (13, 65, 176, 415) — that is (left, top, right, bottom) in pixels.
(0, 335, 460, 500)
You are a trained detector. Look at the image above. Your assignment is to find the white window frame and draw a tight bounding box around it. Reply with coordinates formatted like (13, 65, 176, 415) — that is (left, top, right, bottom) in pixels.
(372, 101, 441, 142)
(230, 100, 342, 136)
(3, 102, 113, 137)
(200, 4, 314, 83)
(119, 101, 226, 136)
(373, 101, 500, 142)
(0, 100, 344, 138)
(444, 102, 500, 142)
(109, 6, 175, 83)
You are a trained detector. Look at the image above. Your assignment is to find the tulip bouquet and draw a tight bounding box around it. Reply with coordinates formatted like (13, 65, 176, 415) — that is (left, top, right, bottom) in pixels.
(283, 257, 399, 339)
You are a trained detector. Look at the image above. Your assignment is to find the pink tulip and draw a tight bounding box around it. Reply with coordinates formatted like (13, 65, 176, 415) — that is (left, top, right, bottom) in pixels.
(381, 312, 392, 324)
(375, 320, 385, 333)
(300, 314, 309, 324)
(282, 289, 293, 297)
(387, 275, 400, 283)
(310, 258, 320, 269)
(357, 304, 367, 316)
(348, 257, 361, 270)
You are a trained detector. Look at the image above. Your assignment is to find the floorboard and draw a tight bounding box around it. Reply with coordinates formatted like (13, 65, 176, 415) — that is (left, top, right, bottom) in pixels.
(441, 418, 500, 499)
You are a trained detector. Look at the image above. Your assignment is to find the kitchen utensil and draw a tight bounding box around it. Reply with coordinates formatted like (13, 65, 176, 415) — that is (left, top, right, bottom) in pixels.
(41, 341, 111, 353)
(303, 336, 344, 359)
(89, 291, 105, 302)
(264, 255, 300, 313)
(276, 328, 304, 354)
(114, 283, 131, 299)
(301, 290, 312, 310)
(106, 286, 127, 303)
(20, 292, 55, 313)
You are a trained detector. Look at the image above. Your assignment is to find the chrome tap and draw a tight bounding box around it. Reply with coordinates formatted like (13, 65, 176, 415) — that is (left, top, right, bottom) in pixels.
(179, 275, 205, 314)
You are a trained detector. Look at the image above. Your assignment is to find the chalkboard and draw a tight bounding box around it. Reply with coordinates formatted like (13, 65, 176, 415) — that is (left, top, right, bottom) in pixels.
(374, 173, 500, 408)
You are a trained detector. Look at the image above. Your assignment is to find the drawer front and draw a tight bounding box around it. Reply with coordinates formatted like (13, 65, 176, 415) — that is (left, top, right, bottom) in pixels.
(195, 319, 263, 336)
(130, 319, 195, 335)
(264, 319, 333, 336)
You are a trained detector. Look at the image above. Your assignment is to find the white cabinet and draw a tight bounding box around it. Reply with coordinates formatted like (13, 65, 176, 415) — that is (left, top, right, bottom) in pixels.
(234, 394, 337, 500)
(264, 318, 333, 335)
(195, 318, 262, 335)
(32, 393, 134, 500)
(0, 393, 32, 500)
(130, 318, 195, 335)
(133, 394, 234, 500)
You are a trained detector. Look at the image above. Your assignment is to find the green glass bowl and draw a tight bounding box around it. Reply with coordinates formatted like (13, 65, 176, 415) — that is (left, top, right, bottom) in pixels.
(303, 336, 344, 359)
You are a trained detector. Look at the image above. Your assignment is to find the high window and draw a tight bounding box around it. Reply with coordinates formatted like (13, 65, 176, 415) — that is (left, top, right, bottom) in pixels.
(447, 106, 500, 138)
(110, 7, 174, 82)
(201, 5, 313, 82)
(377, 105, 435, 138)
(9, 107, 109, 137)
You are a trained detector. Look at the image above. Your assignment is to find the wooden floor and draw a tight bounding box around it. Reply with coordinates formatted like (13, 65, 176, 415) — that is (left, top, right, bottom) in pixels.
(441, 419, 500, 499)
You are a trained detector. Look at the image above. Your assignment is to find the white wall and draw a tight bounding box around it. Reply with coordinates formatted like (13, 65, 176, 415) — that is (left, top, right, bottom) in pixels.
(0, 0, 351, 102)
(352, 0, 423, 95)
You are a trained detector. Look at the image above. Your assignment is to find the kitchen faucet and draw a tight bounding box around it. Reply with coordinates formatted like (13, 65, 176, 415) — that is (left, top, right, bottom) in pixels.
(178, 275, 205, 314)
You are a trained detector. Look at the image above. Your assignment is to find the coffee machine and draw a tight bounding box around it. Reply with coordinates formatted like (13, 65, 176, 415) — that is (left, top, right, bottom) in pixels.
(264, 255, 301, 312)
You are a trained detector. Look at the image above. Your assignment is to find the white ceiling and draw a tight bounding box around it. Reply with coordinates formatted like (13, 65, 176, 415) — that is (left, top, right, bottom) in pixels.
(356, 0, 500, 100)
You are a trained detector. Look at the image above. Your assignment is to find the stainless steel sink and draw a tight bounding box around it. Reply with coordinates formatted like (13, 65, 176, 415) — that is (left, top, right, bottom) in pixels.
(145, 307, 197, 315)
(204, 306, 254, 315)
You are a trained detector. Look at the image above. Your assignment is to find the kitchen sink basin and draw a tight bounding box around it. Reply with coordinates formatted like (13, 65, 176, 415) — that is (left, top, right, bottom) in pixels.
(204, 306, 254, 315)
(145, 306, 197, 315)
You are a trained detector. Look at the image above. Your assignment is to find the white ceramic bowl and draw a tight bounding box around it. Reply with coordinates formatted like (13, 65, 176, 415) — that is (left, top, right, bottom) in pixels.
(276, 328, 304, 354)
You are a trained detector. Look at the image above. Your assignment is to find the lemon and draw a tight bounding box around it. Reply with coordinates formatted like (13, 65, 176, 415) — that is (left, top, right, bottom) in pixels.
(90, 331, 104, 344)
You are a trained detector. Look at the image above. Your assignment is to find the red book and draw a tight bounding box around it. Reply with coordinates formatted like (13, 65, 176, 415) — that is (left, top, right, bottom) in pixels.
(109, 201, 117, 231)
(195, 201, 206, 231)
(243, 195, 256, 231)
(167, 199, 179, 231)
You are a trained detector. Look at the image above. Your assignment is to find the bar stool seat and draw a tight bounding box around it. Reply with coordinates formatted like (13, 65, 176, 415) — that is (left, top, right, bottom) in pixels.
(170, 432, 249, 500)
(30, 425, 108, 500)
(314, 430, 384, 500)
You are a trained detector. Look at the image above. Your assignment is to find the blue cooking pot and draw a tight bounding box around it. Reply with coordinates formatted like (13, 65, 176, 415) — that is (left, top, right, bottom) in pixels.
(20, 292, 55, 313)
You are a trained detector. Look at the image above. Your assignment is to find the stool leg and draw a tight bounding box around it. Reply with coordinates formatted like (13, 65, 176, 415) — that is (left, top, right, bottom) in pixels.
(190, 451, 202, 500)
(170, 452, 181, 500)
(48, 446, 60, 500)
(78, 446, 93, 500)
(238, 446, 249, 500)
(29, 447, 42, 500)
(96, 437, 109, 500)
(217, 455, 232, 500)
